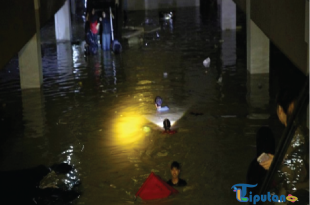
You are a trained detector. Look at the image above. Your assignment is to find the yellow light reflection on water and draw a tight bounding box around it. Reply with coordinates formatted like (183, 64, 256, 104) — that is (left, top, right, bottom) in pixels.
(112, 110, 146, 145)
(111, 100, 186, 146)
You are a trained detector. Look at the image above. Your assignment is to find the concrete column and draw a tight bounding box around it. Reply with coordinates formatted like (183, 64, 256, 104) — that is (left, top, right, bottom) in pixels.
(246, 1, 269, 74)
(22, 89, 46, 138)
(55, 0, 72, 41)
(246, 1, 269, 117)
(18, 0, 43, 89)
(70, 0, 76, 15)
(221, 30, 236, 68)
(246, 73, 269, 111)
(219, 0, 236, 30)
(217, 0, 236, 82)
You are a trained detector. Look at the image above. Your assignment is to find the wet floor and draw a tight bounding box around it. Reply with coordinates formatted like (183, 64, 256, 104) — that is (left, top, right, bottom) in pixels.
(0, 7, 285, 205)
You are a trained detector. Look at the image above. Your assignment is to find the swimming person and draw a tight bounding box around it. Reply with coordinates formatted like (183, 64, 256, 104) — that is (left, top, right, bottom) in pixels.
(167, 161, 187, 187)
(154, 96, 169, 111)
(162, 119, 177, 134)
(155, 96, 163, 108)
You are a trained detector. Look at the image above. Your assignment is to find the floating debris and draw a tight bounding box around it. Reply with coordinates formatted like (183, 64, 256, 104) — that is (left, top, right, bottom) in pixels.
(203, 57, 211, 68)
(143, 126, 151, 132)
(157, 150, 168, 157)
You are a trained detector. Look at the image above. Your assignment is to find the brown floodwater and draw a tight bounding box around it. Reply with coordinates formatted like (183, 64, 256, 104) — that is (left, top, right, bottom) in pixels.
(0, 7, 284, 205)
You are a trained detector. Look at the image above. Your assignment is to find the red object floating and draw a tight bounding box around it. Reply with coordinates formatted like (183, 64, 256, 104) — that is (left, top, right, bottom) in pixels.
(162, 130, 177, 135)
(135, 172, 178, 200)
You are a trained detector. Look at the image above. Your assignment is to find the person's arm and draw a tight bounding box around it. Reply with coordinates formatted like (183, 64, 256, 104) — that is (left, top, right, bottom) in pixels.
(96, 22, 100, 31)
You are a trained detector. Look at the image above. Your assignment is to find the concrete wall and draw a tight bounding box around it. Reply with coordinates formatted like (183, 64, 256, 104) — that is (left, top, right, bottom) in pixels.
(40, 0, 67, 26)
(233, 0, 246, 12)
(124, 0, 200, 11)
(233, 0, 308, 74)
(0, 0, 36, 70)
(251, 0, 307, 74)
(0, 0, 66, 70)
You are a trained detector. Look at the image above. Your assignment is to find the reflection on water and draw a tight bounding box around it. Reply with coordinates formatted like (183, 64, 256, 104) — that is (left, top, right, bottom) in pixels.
(22, 89, 46, 138)
(0, 7, 283, 205)
(113, 106, 146, 145)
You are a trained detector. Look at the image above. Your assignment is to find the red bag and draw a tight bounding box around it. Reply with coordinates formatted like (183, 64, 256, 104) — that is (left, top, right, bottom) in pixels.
(135, 172, 178, 200)
(90, 21, 98, 34)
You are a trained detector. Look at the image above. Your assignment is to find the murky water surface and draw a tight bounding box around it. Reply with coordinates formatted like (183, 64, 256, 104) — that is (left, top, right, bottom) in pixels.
(0, 8, 283, 205)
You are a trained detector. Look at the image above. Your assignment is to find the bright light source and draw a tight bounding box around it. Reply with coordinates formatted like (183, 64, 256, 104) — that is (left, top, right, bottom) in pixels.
(154, 120, 176, 128)
(145, 107, 184, 129)
(113, 112, 145, 145)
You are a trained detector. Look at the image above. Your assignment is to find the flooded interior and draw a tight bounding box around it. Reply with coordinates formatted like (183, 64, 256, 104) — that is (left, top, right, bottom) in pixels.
(0, 7, 300, 205)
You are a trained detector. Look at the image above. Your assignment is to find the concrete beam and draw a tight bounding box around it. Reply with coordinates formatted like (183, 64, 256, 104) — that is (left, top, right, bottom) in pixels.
(55, 0, 72, 41)
(124, 0, 199, 10)
(246, 73, 269, 110)
(18, 0, 43, 89)
(247, 1, 269, 74)
(70, 0, 76, 15)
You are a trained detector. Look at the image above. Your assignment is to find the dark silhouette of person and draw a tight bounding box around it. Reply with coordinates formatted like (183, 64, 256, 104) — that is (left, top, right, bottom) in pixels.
(0, 163, 80, 205)
(246, 127, 275, 199)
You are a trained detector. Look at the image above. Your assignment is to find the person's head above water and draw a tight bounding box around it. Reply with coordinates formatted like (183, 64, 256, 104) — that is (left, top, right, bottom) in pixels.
(276, 87, 301, 126)
(167, 161, 187, 186)
(155, 96, 163, 108)
(163, 119, 171, 131)
(170, 161, 181, 179)
(277, 74, 306, 126)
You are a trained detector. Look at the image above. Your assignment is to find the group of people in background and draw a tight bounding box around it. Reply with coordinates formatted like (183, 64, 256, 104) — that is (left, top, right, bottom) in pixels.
(85, 8, 112, 55)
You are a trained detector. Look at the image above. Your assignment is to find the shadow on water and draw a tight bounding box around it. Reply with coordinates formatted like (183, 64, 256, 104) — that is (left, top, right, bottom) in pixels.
(0, 7, 286, 205)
